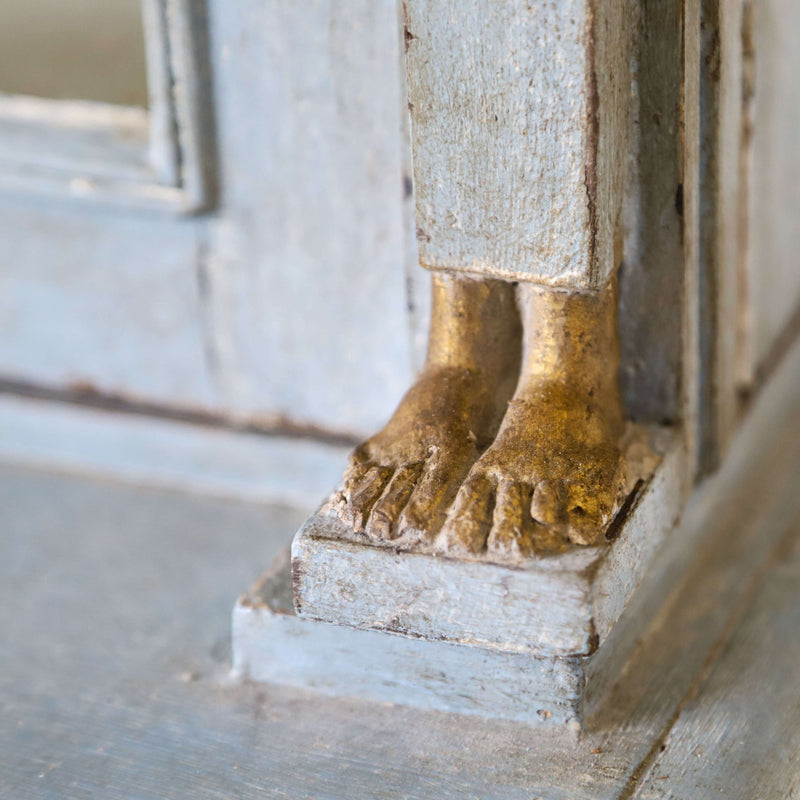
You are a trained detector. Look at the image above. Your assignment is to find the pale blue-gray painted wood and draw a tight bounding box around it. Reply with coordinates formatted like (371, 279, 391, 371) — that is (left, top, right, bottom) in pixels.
(403, 0, 629, 289)
(200, 0, 419, 437)
(0, 394, 350, 508)
(633, 524, 800, 799)
(0, 0, 420, 440)
(294, 519, 600, 657)
(0, 198, 216, 409)
(0, 1, 210, 212)
(233, 548, 586, 725)
(2, 334, 800, 798)
(0, 96, 151, 182)
(0, 0, 798, 451)
(292, 432, 683, 657)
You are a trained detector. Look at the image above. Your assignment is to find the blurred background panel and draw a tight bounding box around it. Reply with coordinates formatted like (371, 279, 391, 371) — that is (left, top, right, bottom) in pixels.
(0, 0, 795, 491)
(0, 0, 148, 106)
(0, 0, 425, 453)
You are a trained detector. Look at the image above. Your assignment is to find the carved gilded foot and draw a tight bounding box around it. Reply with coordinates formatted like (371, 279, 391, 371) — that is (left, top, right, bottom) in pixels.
(438, 281, 627, 557)
(324, 274, 521, 546)
(326, 367, 493, 544)
(437, 387, 626, 556)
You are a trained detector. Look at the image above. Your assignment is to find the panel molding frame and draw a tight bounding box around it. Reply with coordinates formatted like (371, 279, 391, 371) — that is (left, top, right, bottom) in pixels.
(0, 0, 215, 214)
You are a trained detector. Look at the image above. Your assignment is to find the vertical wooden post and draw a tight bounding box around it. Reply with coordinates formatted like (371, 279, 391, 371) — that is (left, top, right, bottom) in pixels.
(402, 0, 631, 290)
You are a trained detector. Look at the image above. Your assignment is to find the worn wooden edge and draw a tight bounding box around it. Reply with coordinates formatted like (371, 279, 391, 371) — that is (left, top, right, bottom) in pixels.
(299, 508, 606, 573)
(0, 171, 195, 214)
(591, 437, 690, 640)
(292, 529, 598, 656)
(632, 522, 800, 798)
(233, 547, 587, 726)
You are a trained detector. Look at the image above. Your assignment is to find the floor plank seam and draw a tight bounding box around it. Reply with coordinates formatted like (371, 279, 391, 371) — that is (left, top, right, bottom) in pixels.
(618, 508, 800, 799)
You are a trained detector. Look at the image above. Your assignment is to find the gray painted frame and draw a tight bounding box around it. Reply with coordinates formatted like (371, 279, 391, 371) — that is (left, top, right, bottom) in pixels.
(0, 0, 214, 213)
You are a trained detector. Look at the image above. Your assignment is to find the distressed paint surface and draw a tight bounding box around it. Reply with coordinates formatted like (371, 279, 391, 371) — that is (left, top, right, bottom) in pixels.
(404, 0, 629, 288)
(618, 0, 685, 425)
(294, 524, 597, 656)
(591, 436, 688, 640)
(697, 0, 746, 465)
(292, 433, 684, 657)
(2, 336, 800, 798)
(633, 523, 800, 799)
(0, 0, 797, 455)
(234, 549, 585, 724)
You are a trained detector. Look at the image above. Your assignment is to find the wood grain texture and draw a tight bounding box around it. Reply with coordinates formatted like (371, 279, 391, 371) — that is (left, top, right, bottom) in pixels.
(681, 0, 703, 482)
(591, 437, 689, 641)
(234, 548, 586, 725)
(404, 0, 630, 288)
(294, 523, 598, 656)
(248, 336, 800, 796)
(618, 0, 685, 425)
(633, 522, 800, 799)
(696, 0, 746, 471)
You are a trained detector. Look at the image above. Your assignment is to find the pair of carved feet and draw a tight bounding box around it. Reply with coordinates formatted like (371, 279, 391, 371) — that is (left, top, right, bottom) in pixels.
(324, 364, 627, 559)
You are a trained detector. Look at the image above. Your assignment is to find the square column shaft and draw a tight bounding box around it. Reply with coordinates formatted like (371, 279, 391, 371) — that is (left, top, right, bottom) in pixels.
(405, 0, 631, 288)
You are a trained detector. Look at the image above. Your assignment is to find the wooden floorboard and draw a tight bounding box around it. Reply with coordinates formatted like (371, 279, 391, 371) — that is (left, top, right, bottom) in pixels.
(1, 341, 798, 798)
(632, 520, 800, 799)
